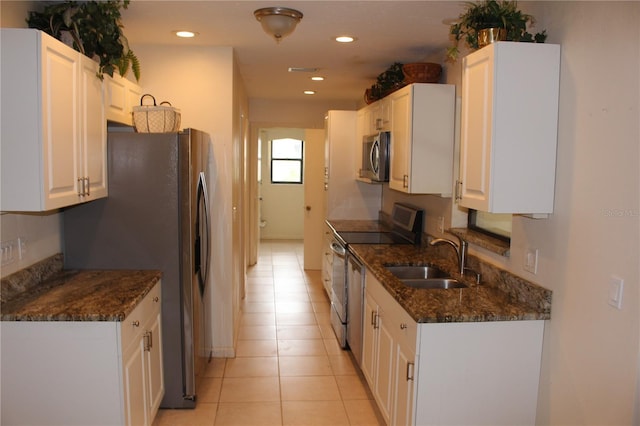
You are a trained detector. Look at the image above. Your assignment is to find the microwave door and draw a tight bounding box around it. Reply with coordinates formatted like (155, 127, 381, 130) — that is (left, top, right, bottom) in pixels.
(370, 139, 380, 176)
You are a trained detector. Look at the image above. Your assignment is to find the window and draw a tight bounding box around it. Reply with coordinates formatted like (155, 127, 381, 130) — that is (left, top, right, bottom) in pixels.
(467, 209, 512, 242)
(270, 138, 303, 184)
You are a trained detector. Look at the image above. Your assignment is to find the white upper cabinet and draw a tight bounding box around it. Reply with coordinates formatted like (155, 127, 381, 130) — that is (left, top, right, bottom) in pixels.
(105, 72, 142, 126)
(1, 29, 107, 211)
(388, 83, 456, 195)
(365, 97, 391, 133)
(458, 42, 561, 214)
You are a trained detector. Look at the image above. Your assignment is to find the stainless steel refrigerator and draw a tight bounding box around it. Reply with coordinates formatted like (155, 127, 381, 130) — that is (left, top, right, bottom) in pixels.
(63, 128, 211, 408)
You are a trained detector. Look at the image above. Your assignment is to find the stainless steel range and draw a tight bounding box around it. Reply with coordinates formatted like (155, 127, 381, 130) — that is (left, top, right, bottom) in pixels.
(328, 203, 424, 357)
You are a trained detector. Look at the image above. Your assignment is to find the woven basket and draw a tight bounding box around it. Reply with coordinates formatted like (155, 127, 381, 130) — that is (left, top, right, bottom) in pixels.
(132, 94, 181, 133)
(402, 63, 442, 84)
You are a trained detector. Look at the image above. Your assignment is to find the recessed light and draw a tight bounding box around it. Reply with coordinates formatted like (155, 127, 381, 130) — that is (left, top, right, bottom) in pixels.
(303, 90, 316, 95)
(175, 31, 198, 38)
(335, 35, 355, 43)
(311, 76, 324, 81)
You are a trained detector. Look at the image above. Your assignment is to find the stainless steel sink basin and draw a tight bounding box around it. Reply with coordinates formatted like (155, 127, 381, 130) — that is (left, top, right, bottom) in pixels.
(385, 265, 448, 280)
(385, 265, 467, 289)
(400, 278, 467, 290)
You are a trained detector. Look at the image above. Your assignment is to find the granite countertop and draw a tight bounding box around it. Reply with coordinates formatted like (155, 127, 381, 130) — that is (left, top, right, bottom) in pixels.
(1, 254, 161, 322)
(327, 220, 552, 324)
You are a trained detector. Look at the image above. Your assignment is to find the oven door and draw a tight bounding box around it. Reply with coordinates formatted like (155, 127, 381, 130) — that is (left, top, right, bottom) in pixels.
(329, 238, 348, 348)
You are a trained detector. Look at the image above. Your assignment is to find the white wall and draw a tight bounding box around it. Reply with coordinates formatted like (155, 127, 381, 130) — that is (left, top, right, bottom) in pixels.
(382, 2, 640, 424)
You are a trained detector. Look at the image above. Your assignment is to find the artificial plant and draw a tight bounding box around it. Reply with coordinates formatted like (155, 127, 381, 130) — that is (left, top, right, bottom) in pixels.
(27, 0, 140, 81)
(447, 0, 547, 61)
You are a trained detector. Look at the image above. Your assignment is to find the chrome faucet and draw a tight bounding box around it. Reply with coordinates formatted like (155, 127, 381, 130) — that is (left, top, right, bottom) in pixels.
(429, 234, 481, 284)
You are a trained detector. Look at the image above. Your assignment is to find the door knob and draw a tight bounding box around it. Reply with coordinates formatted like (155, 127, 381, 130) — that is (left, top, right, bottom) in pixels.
(305, 206, 311, 211)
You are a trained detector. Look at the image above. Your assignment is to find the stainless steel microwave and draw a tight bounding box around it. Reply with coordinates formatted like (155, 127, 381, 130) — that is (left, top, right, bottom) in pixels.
(360, 131, 390, 182)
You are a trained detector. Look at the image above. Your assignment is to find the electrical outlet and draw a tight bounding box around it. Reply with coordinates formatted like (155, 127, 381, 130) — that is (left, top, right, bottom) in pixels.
(523, 248, 538, 274)
(437, 216, 445, 233)
(1, 239, 18, 266)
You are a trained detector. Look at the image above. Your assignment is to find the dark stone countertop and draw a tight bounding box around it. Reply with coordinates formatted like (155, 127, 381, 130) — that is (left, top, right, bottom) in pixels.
(1, 254, 161, 322)
(327, 220, 552, 324)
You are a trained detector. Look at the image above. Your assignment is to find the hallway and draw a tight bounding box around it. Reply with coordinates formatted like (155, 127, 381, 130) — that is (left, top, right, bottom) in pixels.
(153, 240, 383, 425)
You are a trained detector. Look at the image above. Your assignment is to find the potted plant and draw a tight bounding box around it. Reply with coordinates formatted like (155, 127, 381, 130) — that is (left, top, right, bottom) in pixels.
(364, 62, 405, 104)
(446, 0, 547, 61)
(27, 0, 140, 81)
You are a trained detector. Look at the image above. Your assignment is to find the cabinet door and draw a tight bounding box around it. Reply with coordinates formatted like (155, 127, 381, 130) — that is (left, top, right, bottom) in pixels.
(459, 43, 560, 213)
(393, 345, 415, 426)
(459, 48, 493, 211)
(361, 293, 378, 388)
(41, 35, 82, 210)
(79, 55, 107, 200)
(388, 89, 411, 192)
(375, 311, 395, 424)
(321, 225, 333, 297)
(145, 310, 164, 418)
(104, 74, 127, 123)
(123, 338, 148, 426)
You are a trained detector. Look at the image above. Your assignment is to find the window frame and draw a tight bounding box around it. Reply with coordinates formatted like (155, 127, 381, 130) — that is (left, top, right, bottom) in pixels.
(467, 209, 511, 243)
(270, 138, 304, 184)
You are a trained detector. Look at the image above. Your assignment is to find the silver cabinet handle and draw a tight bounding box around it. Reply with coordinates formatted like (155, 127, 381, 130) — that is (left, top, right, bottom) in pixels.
(144, 330, 153, 351)
(153, 296, 159, 303)
(132, 320, 140, 327)
(400, 323, 407, 330)
(406, 361, 415, 381)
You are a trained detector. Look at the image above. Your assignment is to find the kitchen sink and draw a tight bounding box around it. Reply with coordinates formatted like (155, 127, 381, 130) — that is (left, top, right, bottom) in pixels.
(385, 265, 448, 280)
(385, 265, 467, 289)
(400, 278, 467, 290)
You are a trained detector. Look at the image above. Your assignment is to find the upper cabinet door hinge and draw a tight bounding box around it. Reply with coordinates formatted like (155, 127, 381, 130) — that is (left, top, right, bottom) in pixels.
(455, 180, 463, 202)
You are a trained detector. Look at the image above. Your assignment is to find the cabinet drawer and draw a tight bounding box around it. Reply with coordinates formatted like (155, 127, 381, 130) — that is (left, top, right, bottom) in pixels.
(120, 283, 161, 350)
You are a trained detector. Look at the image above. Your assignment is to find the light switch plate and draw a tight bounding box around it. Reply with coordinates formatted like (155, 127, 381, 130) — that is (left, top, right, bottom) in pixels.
(608, 276, 624, 310)
(523, 248, 538, 274)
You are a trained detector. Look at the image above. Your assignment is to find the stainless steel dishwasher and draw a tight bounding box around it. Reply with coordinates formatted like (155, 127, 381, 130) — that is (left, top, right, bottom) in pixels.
(346, 252, 364, 366)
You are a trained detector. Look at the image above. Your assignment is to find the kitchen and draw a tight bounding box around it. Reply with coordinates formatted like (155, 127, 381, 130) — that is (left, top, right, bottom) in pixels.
(0, 1, 638, 426)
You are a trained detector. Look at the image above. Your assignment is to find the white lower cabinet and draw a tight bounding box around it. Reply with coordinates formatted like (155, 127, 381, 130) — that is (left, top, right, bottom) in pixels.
(121, 286, 164, 426)
(362, 273, 417, 425)
(362, 272, 544, 426)
(0, 282, 163, 426)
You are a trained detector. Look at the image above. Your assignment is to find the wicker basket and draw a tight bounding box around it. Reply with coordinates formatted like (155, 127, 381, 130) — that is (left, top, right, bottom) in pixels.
(132, 94, 181, 133)
(402, 63, 442, 84)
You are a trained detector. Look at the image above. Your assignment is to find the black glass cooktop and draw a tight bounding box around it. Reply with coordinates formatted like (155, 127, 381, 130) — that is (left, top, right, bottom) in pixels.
(337, 232, 411, 245)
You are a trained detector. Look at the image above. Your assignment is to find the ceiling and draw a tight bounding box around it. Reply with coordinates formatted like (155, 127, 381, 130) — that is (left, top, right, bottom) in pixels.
(121, 1, 464, 104)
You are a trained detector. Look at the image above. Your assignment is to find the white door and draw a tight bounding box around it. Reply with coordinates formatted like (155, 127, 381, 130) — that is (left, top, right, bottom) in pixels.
(303, 129, 325, 270)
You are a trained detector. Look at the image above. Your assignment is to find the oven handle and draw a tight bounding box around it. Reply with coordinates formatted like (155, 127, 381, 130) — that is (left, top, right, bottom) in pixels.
(330, 242, 346, 258)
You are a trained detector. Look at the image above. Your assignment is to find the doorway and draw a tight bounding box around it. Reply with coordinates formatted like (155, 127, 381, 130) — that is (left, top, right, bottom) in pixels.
(252, 127, 325, 270)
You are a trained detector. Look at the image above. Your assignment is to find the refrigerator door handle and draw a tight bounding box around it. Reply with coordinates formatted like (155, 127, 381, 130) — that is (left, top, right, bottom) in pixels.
(195, 171, 211, 297)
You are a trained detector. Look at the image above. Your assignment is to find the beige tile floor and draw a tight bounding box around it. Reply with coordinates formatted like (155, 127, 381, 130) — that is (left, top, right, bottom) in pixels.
(153, 240, 384, 426)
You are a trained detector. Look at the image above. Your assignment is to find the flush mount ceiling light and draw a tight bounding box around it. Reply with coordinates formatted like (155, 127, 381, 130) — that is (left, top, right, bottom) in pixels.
(311, 76, 324, 81)
(303, 90, 316, 95)
(254, 7, 303, 43)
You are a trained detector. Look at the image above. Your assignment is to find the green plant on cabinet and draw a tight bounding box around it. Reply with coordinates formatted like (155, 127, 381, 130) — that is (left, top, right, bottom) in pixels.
(27, 0, 140, 81)
(447, 0, 547, 61)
